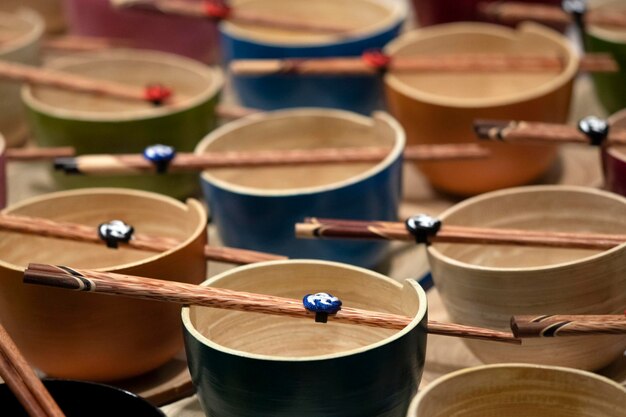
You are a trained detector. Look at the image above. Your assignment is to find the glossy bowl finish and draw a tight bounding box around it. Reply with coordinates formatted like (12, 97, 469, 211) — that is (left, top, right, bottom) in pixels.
(0, 9, 43, 147)
(183, 260, 428, 417)
(23, 49, 223, 199)
(222, 0, 407, 114)
(427, 186, 626, 370)
(407, 364, 626, 417)
(63, 0, 220, 63)
(0, 379, 165, 416)
(412, 0, 563, 27)
(587, 1, 626, 114)
(385, 23, 577, 196)
(604, 109, 626, 196)
(196, 109, 404, 268)
(0, 188, 207, 381)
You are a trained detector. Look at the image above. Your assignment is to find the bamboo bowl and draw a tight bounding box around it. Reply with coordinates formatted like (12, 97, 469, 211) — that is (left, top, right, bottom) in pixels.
(0, 9, 43, 147)
(406, 364, 626, 417)
(196, 109, 405, 268)
(427, 185, 626, 370)
(603, 109, 626, 196)
(0, 1, 64, 33)
(22, 49, 223, 199)
(222, 0, 407, 113)
(0, 188, 207, 381)
(183, 260, 428, 417)
(384, 23, 577, 196)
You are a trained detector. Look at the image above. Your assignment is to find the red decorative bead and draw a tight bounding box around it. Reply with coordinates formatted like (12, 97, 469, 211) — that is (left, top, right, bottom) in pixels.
(144, 84, 173, 105)
(204, 1, 232, 20)
(362, 49, 392, 71)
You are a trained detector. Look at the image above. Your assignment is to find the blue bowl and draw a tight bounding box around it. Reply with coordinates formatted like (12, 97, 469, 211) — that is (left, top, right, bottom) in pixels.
(220, 0, 407, 114)
(196, 109, 405, 268)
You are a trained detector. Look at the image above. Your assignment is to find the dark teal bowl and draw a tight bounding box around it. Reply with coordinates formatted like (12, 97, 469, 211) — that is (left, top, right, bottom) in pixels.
(196, 109, 405, 268)
(183, 260, 428, 417)
(0, 379, 164, 416)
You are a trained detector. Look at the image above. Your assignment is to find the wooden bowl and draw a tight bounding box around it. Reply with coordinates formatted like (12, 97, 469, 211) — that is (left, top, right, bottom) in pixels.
(63, 0, 220, 63)
(603, 109, 626, 196)
(587, 0, 626, 114)
(196, 109, 405, 268)
(0, 188, 207, 381)
(0, 133, 5, 208)
(384, 23, 577, 196)
(0, 9, 43, 147)
(427, 185, 626, 370)
(0, 379, 165, 416)
(183, 260, 428, 417)
(0, 1, 64, 33)
(22, 49, 223, 199)
(407, 364, 626, 417)
(223, 0, 407, 114)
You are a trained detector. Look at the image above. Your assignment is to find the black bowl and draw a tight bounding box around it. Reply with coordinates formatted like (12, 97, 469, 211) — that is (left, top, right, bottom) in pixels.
(0, 379, 165, 416)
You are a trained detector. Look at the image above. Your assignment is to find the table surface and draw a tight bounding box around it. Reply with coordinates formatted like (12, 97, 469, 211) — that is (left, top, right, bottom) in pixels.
(6, 56, 624, 416)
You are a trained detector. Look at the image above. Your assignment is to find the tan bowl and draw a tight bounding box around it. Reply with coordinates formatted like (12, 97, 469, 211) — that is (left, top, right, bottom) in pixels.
(0, 2, 64, 33)
(427, 185, 626, 370)
(407, 364, 626, 417)
(0, 188, 207, 381)
(384, 23, 577, 196)
(0, 9, 43, 147)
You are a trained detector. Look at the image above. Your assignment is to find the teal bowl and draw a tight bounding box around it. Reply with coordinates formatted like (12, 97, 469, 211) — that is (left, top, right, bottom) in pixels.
(22, 49, 223, 199)
(586, 0, 626, 114)
(183, 260, 428, 417)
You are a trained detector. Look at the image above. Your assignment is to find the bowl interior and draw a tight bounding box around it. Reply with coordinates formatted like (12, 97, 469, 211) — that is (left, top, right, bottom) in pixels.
(197, 111, 400, 193)
(431, 187, 626, 268)
(413, 365, 625, 417)
(0, 190, 201, 270)
(185, 262, 422, 358)
(385, 23, 575, 106)
(0, 10, 39, 52)
(224, 0, 399, 44)
(24, 50, 220, 118)
(0, 379, 164, 417)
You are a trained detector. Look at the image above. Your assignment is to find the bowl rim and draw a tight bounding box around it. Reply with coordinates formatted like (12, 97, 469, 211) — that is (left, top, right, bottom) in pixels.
(587, 0, 626, 43)
(606, 108, 626, 163)
(406, 363, 626, 417)
(219, 0, 407, 48)
(384, 22, 579, 108)
(0, 132, 5, 156)
(0, 9, 44, 57)
(427, 185, 626, 272)
(195, 108, 405, 197)
(181, 259, 428, 362)
(21, 49, 224, 122)
(0, 188, 207, 273)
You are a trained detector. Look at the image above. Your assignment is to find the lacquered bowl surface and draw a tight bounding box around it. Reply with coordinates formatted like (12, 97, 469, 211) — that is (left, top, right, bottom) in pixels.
(183, 260, 428, 417)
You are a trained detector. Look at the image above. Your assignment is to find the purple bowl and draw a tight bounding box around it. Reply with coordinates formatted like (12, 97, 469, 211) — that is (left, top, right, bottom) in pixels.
(63, 0, 220, 63)
(604, 109, 626, 197)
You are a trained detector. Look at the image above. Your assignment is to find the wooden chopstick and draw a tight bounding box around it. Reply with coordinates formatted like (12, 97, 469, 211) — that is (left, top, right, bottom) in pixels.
(0, 322, 65, 417)
(0, 213, 285, 265)
(6, 147, 76, 161)
(22, 263, 520, 345)
(42, 36, 133, 53)
(112, 0, 351, 34)
(474, 119, 626, 146)
(479, 1, 626, 29)
(295, 217, 626, 250)
(230, 53, 618, 76)
(0, 60, 183, 106)
(511, 314, 626, 338)
(53, 144, 490, 175)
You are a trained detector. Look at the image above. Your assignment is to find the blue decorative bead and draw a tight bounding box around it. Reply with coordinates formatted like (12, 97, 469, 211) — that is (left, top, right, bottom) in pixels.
(143, 144, 176, 173)
(303, 292, 342, 314)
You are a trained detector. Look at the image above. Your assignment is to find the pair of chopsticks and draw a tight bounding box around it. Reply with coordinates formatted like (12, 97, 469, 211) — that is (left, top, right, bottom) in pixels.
(22, 264, 626, 340)
(53, 143, 490, 176)
(474, 119, 626, 147)
(230, 53, 618, 76)
(0, 213, 285, 265)
(0, 323, 65, 417)
(480, 1, 626, 29)
(295, 217, 626, 251)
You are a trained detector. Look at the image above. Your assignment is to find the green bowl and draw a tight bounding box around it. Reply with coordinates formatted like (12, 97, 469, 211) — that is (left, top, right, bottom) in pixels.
(22, 49, 223, 199)
(586, 0, 626, 114)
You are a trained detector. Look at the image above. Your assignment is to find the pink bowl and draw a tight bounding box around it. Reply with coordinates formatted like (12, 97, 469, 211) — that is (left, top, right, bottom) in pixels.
(604, 110, 626, 197)
(63, 0, 220, 64)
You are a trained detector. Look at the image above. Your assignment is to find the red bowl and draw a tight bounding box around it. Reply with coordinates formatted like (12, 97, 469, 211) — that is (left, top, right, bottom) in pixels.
(604, 109, 626, 197)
